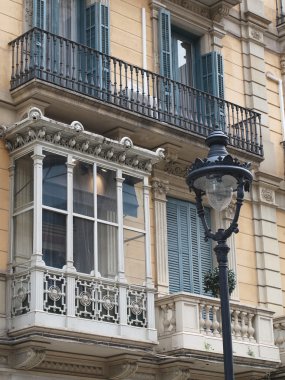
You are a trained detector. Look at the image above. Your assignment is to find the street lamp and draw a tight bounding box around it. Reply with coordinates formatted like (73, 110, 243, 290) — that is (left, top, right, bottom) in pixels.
(186, 129, 253, 380)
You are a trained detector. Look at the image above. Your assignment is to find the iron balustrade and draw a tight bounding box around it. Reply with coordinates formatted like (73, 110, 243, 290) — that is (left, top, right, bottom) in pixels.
(10, 28, 263, 156)
(276, 0, 285, 25)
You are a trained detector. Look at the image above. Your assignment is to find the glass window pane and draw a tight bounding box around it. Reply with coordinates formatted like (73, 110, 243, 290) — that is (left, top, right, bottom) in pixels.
(73, 217, 94, 274)
(13, 210, 33, 262)
(97, 167, 117, 223)
(124, 229, 145, 285)
(14, 154, 33, 210)
(43, 210, 66, 268)
(73, 161, 94, 217)
(98, 222, 117, 278)
(123, 175, 144, 229)
(43, 151, 67, 210)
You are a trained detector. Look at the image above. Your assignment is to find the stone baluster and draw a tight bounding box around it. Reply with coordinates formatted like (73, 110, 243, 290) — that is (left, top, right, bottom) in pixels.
(199, 304, 206, 334)
(212, 306, 220, 337)
(240, 311, 249, 341)
(274, 323, 285, 347)
(169, 303, 176, 333)
(161, 304, 170, 334)
(205, 305, 212, 336)
(233, 310, 241, 340)
(248, 313, 255, 342)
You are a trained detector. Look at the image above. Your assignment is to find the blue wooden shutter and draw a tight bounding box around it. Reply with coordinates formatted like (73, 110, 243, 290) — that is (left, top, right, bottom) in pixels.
(33, 0, 46, 29)
(167, 198, 213, 295)
(201, 52, 225, 129)
(201, 51, 224, 98)
(158, 8, 172, 78)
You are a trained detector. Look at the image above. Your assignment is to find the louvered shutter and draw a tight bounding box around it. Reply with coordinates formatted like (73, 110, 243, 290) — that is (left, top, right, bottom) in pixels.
(158, 8, 172, 78)
(33, 0, 46, 29)
(201, 51, 225, 130)
(167, 198, 212, 295)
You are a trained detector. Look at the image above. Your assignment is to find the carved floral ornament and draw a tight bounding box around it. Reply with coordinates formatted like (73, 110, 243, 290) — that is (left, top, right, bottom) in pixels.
(0, 107, 164, 174)
(260, 187, 275, 204)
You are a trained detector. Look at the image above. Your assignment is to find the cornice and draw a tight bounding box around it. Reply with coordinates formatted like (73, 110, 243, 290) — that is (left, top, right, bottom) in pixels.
(243, 11, 272, 30)
(12, 347, 46, 369)
(0, 107, 165, 174)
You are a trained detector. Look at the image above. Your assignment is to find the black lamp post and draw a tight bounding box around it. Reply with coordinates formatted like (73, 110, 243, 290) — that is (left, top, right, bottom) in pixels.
(186, 129, 253, 380)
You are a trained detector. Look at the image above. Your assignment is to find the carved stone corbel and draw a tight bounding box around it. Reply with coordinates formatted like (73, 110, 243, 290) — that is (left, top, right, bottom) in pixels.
(12, 347, 46, 370)
(210, 2, 231, 23)
(108, 360, 139, 379)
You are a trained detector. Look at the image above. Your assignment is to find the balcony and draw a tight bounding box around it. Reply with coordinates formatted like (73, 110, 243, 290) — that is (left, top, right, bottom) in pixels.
(156, 293, 280, 375)
(10, 28, 263, 158)
(8, 264, 157, 346)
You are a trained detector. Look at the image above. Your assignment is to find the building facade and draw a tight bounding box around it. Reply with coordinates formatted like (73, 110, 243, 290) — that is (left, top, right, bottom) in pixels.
(0, 0, 285, 379)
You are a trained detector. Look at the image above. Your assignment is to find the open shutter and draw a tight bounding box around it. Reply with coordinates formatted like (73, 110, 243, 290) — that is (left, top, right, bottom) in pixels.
(33, 0, 46, 29)
(201, 51, 225, 130)
(167, 198, 213, 295)
(158, 8, 172, 114)
(158, 8, 172, 78)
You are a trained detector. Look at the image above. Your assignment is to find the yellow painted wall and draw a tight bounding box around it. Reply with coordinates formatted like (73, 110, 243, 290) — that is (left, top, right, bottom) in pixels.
(0, 0, 23, 103)
(223, 35, 246, 108)
(110, 0, 153, 71)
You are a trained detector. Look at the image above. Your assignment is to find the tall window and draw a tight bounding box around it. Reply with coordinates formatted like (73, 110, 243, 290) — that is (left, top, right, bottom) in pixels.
(12, 149, 147, 284)
(13, 154, 34, 263)
(166, 197, 213, 295)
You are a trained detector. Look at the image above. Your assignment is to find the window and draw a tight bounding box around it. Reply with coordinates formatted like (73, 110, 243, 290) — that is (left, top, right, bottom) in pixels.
(12, 148, 148, 285)
(166, 198, 213, 295)
(158, 8, 225, 126)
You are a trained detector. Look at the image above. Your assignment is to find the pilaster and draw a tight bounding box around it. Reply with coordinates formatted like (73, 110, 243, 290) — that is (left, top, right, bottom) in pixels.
(152, 177, 169, 295)
(252, 176, 283, 315)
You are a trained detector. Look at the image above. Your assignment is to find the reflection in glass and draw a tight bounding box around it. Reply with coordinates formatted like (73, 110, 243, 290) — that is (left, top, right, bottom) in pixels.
(14, 210, 33, 261)
(97, 167, 117, 223)
(73, 217, 94, 273)
(123, 175, 144, 229)
(43, 152, 67, 210)
(124, 229, 145, 285)
(73, 161, 94, 217)
(14, 154, 33, 210)
(43, 210, 66, 268)
(98, 222, 117, 278)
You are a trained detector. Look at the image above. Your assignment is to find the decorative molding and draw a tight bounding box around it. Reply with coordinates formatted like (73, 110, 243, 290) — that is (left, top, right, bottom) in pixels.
(1, 107, 164, 174)
(167, 0, 210, 18)
(40, 360, 103, 375)
(281, 55, 285, 76)
(210, 3, 231, 23)
(13, 347, 46, 369)
(260, 187, 275, 204)
(133, 374, 157, 380)
(163, 161, 188, 178)
(152, 177, 169, 200)
(108, 360, 139, 379)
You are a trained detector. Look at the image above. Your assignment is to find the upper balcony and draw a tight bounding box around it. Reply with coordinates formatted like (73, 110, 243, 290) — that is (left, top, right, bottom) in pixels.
(9, 28, 263, 159)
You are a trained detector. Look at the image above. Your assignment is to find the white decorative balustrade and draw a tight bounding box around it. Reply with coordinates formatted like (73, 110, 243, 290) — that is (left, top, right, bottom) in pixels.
(9, 265, 156, 344)
(156, 293, 280, 363)
(274, 317, 285, 365)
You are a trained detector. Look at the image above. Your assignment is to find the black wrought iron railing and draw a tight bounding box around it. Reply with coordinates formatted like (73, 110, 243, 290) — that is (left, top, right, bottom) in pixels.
(276, 0, 285, 26)
(10, 28, 263, 156)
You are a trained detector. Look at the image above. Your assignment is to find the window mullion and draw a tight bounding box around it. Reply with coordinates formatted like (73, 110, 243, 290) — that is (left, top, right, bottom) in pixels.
(143, 177, 152, 287)
(94, 163, 99, 277)
(31, 145, 45, 266)
(116, 169, 125, 282)
(66, 155, 75, 270)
